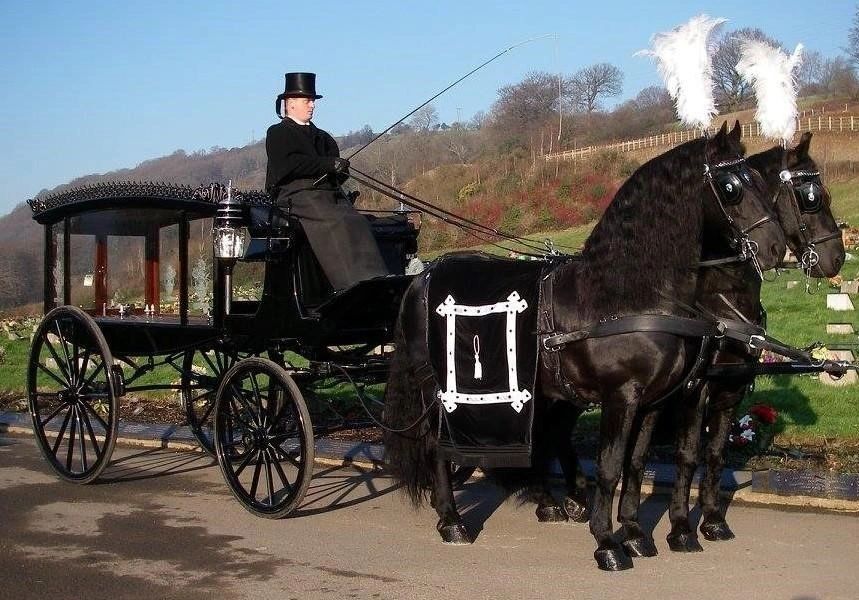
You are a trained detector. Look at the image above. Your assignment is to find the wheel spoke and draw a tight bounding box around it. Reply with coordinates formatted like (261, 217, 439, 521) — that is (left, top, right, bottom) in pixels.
(233, 446, 259, 478)
(249, 372, 265, 426)
(54, 320, 75, 383)
(269, 428, 300, 444)
(76, 407, 88, 472)
(263, 448, 275, 506)
(50, 407, 74, 456)
(65, 406, 78, 471)
(230, 382, 260, 426)
(78, 405, 102, 456)
(36, 361, 70, 389)
(77, 347, 93, 386)
(198, 395, 216, 424)
(71, 337, 81, 385)
(268, 446, 294, 491)
(200, 350, 219, 375)
(248, 451, 264, 499)
(81, 361, 106, 390)
(39, 400, 70, 427)
(78, 398, 110, 431)
(41, 339, 71, 386)
(271, 444, 303, 469)
(227, 395, 256, 431)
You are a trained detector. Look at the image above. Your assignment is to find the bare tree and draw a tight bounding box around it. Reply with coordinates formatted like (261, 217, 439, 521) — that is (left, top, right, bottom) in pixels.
(409, 105, 439, 131)
(797, 49, 827, 94)
(712, 28, 783, 110)
(468, 110, 487, 130)
(848, 5, 859, 69)
(713, 27, 782, 110)
(569, 63, 623, 113)
(490, 71, 565, 133)
(633, 86, 672, 110)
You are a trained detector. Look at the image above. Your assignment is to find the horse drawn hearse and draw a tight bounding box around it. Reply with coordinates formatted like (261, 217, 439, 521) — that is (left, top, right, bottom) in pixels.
(26, 180, 420, 517)
(21, 16, 859, 573)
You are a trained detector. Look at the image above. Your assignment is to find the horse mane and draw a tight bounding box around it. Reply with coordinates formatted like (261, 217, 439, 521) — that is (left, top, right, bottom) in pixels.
(745, 144, 785, 183)
(746, 133, 816, 181)
(572, 137, 709, 318)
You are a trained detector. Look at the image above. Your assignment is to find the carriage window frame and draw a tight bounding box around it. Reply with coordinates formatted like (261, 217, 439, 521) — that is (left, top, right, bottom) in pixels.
(43, 207, 212, 325)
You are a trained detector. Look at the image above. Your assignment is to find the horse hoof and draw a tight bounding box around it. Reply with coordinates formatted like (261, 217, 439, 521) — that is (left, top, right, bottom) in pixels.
(700, 520, 735, 542)
(594, 547, 633, 571)
(438, 522, 472, 545)
(667, 532, 704, 553)
(622, 537, 658, 558)
(536, 505, 568, 523)
(562, 497, 590, 523)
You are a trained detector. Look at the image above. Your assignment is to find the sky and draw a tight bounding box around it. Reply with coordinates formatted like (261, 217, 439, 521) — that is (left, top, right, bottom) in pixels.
(0, 0, 855, 216)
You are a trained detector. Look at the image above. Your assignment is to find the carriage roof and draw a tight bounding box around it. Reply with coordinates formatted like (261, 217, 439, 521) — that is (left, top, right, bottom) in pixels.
(27, 181, 273, 233)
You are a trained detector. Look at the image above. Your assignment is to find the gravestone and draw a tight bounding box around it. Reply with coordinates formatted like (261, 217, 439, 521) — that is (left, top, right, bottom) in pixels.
(841, 280, 859, 294)
(786, 280, 799, 289)
(819, 349, 857, 386)
(827, 294, 855, 311)
(826, 323, 855, 334)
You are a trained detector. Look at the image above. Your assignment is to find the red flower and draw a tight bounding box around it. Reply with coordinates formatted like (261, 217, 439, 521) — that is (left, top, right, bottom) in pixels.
(750, 404, 778, 425)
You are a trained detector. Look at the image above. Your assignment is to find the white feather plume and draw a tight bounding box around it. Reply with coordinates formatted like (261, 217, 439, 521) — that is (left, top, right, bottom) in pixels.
(637, 15, 726, 130)
(736, 40, 803, 144)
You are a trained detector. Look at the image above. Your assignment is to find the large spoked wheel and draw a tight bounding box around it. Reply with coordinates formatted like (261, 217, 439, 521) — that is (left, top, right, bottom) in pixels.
(214, 357, 314, 518)
(181, 347, 244, 456)
(28, 306, 119, 483)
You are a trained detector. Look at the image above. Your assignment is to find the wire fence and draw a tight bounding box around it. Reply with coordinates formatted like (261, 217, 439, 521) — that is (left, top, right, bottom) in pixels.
(545, 114, 859, 162)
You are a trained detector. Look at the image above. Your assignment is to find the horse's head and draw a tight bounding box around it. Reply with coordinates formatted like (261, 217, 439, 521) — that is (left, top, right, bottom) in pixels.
(702, 121, 786, 273)
(747, 132, 845, 278)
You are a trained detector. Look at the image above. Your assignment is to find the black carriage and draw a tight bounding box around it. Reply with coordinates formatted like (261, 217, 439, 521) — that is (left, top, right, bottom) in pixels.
(26, 181, 419, 517)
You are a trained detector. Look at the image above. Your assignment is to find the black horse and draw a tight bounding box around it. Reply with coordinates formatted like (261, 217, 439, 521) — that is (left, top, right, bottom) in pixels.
(383, 122, 786, 571)
(632, 131, 845, 551)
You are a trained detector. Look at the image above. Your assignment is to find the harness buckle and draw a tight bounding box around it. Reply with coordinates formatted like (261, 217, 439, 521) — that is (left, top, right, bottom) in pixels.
(541, 336, 562, 352)
(748, 334, 765, 349)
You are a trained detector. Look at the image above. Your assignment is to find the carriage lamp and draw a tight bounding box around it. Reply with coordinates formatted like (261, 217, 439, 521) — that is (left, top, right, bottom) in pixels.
(213, 182, 247, 260)
(212, 181, 248, 315)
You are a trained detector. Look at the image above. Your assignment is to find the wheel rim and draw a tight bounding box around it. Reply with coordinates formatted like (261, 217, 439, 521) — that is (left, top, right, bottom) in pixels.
(215, 359, 313, 517)
(182, 348, 241, 455)
(28, 307, 117, 482)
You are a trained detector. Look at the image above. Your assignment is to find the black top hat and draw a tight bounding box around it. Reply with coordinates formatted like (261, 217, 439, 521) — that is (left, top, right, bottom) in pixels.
(275, 72, 322, 115)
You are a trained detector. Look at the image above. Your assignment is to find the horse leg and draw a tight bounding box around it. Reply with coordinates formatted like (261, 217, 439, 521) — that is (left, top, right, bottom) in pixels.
(666, 387, 707, 553)
(531, 403, 573, 523)
(699, 402, 737, 542)
(433, 454, 472, 544)
(555, 404, 590, 523)
(616, 409, 660, 558)
(591, 393, 638, 571)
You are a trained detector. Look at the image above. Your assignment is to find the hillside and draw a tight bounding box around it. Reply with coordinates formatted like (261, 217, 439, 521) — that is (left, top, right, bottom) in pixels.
(2, 96, 858, 312)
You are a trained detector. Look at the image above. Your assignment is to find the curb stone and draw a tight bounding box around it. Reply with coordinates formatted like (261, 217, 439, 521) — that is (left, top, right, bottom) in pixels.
(2, 410, 858, 513)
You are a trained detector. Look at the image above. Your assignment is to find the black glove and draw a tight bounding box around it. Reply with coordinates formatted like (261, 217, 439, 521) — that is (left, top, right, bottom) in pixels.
(331, 157, 350, 176)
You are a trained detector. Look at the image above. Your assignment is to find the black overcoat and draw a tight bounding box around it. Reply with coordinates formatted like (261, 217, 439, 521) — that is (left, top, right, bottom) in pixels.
(265, 118, 388, 291)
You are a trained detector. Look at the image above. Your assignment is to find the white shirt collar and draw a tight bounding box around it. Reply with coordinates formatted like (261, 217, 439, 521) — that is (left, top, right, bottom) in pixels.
(287, 115, 311, 126)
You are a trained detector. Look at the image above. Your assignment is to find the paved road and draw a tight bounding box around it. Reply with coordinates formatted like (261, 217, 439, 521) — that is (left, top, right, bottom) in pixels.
(1, 433, 857, 600)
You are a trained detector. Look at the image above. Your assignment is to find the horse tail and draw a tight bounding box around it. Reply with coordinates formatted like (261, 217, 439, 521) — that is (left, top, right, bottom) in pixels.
(383, 277, 438, 507)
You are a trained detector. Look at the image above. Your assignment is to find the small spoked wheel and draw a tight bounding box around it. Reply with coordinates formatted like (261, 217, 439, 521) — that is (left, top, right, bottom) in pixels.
(28, 306, 119, 483)
(214, 357, 314, 518)
(181, 347, 245, 456)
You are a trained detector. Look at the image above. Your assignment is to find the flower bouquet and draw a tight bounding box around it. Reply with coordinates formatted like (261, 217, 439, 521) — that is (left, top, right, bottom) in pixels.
(727, 404, 779, 456)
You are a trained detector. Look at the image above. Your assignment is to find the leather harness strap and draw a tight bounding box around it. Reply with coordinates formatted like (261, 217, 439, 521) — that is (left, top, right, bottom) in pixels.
(542, 314, 724, 351)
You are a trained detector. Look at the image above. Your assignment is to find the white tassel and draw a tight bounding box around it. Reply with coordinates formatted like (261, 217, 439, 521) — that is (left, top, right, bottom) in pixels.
(636, 14, 726, 131)
(473, 335, 482, 380)
(736, 40, 803, 145)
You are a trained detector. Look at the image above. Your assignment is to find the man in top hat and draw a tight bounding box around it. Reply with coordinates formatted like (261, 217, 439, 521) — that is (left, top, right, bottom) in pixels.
(265, 72, 390, 292)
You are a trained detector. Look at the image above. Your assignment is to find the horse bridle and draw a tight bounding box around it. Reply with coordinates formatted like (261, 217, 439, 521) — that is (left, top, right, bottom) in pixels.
(776, 167, 840, 285)
(701, 157, 774, 280)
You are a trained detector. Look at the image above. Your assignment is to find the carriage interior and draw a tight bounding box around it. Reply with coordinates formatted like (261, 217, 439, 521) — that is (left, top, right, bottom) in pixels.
(33, 188, 420, 354)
